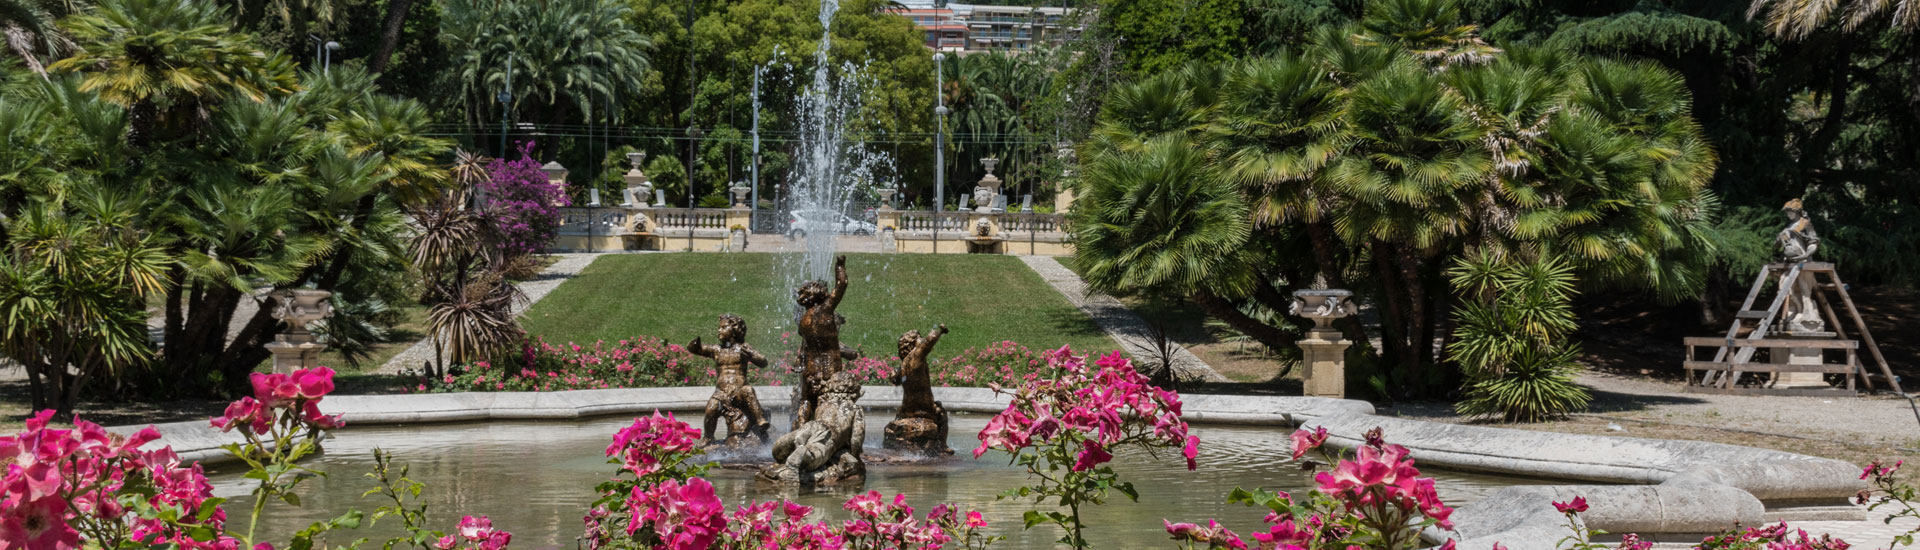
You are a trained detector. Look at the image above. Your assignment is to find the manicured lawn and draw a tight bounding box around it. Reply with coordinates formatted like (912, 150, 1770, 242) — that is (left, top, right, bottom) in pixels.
(521, 253, 1120, 357)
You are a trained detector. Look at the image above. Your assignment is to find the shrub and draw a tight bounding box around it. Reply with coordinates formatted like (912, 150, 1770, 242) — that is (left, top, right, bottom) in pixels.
(1447, 254, 1591, 422)
(480, 143, 570, 259)
(413, 336, 1052, 392)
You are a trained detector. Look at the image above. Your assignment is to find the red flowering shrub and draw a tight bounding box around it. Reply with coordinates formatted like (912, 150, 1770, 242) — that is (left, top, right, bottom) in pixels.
(413, 336, 1051, 393)
(581, 410, 1000, 550)
(977, 346, 1198, 549)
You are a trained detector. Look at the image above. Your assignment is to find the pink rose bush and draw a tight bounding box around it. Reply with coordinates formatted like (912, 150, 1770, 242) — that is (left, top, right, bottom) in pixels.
(582, 410, 999, 550)
(1555, 496, 1848, 550)
(414, 336, 1051, 394)
(975, 346, 1197, 549)
(1168, 427, 1457, 550)
(0, 411, 212, 550)
(436, 515, 513, 550)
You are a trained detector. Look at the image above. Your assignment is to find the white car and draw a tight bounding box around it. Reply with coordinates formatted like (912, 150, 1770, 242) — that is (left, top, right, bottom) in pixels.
(787, 210, 878, 239)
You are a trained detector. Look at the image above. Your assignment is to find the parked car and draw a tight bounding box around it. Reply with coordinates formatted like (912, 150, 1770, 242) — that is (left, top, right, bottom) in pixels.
(787, 210, 879, 239)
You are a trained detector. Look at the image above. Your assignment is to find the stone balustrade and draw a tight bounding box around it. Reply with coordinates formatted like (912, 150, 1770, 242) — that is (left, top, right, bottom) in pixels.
(549, 205, 1073, 256)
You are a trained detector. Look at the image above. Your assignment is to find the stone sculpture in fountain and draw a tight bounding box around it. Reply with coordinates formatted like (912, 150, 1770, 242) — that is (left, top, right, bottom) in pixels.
(884, 324, 950, 455)
(689, 314, 772, 448)
(761, 255, 867, 485)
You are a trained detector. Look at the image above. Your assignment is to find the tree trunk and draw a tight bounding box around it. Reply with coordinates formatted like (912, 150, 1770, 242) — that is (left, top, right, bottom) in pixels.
(1193, 290, 1293, 356)
(1395, 250, 1432, 370)
(370, 0, 416, 74)
(1370, 242, 1411, 371)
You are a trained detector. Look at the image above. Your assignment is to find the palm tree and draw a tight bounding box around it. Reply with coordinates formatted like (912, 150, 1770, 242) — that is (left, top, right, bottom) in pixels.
(49, 0, 297, 146)
(1749, 0, 1919, 39)
(1069, 133, 1276, 349)
(440, 0, 651, 150)
(1, 0, 80, 76)
(0, 185, 168, 419)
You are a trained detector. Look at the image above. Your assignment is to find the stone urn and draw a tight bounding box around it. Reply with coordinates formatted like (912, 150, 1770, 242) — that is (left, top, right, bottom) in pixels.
(1289, 289, 1357, 331)
(266, 289, 333, 374)
(1289, 289, 1355, 398)
(875, 188, 898, 209)
(729, 185, 751, 208)
(622, 152, 652, 207)
(273, 289, 335, 334)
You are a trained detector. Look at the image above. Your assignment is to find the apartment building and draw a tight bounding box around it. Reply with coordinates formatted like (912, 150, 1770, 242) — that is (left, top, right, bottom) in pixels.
(893, 1, 1078, 54)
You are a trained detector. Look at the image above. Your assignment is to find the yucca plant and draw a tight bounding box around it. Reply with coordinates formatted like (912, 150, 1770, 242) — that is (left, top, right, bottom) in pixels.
(1447, 253, 1591, 422)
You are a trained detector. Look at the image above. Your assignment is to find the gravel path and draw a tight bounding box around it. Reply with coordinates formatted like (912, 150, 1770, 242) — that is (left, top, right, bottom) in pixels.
(376, 253, 608, 375)
(1018, 255, 1228, 382)
(1576, 371, 1920, 449)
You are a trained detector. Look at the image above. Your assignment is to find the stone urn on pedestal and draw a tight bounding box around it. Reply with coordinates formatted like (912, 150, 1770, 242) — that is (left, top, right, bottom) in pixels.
(729, 184, 752, 209)
(265, 289, 334, 374)
(875, 187, 898, 210)
(621, 152, 652, 208)
(972, 158, 1002, 214)
(1290, 289, 1357, 398)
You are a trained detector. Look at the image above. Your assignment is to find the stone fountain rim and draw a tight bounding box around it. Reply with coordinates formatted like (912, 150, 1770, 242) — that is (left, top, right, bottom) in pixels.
(108, 386, 1863, 549)
(1292, 289, 1354, 297)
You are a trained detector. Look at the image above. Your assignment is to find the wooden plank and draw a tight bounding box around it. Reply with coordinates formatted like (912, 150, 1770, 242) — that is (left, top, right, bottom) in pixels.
(1829, 272, 1904, 394)
(1680, 337, 1857, 349)
(1703, 267, 1778, 387)
(1683, 385, 1855, 397)
(1812, 288, 1874, 392)
(1723, 262, 1802, 387)
(1683, 361, 1852, 374)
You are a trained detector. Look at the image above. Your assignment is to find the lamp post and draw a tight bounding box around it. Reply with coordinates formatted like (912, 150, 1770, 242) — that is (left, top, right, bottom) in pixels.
(324, 41, 340, 74)
(688, 126, 703, 251)
(933, 52, 947, 216)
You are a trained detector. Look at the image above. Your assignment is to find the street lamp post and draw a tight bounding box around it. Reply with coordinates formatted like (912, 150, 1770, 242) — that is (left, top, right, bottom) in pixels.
(687, 126, 703, 251)
(324, 41, 340, 74)
(933, 52, 947, 216)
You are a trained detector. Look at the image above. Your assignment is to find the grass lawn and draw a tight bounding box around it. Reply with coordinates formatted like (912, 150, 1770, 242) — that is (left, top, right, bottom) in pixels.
(521, 253, 1119, 357)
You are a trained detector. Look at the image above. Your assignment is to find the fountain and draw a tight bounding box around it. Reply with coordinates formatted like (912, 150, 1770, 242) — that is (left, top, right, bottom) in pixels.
(759, 255, 868, 485)
(688, 314, 772, 447)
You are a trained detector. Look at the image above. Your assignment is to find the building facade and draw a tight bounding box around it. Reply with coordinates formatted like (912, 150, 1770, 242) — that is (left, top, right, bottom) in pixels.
(893, 1, 1077, 54)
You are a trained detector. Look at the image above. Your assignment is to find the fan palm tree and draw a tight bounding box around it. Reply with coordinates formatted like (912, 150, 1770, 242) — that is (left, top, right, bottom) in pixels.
(441, 0, 651, 142)
(1749, 0, 1919, 39)
(1, 0, 80, 76)
(49, 0, 297, 146)
(1070, 133, 1276, 349)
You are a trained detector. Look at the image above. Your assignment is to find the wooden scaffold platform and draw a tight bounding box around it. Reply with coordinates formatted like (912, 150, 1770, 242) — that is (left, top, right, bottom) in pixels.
(1683, 261, 1901, 396)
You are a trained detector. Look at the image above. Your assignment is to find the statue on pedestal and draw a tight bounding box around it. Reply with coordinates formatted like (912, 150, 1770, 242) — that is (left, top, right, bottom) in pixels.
(884, 325, 950, 455)
(1777, 199, 1825, 333)
(689, 314, 771, 447)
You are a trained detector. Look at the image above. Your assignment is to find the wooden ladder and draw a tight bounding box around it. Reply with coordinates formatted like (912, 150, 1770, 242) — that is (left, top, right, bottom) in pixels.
(1693, 262, 1900, 394)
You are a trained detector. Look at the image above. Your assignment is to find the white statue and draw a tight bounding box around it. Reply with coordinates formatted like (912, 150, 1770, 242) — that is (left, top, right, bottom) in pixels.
(1777, 199, 1825, 333)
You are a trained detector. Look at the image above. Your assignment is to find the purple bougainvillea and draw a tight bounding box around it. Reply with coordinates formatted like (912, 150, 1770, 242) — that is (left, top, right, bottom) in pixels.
(481, 142, 570, 258)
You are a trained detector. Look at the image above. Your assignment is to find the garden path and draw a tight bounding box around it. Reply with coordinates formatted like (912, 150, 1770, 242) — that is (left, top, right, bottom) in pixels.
(1018, 255, 1229, 383)
(376, 252, 609, 375)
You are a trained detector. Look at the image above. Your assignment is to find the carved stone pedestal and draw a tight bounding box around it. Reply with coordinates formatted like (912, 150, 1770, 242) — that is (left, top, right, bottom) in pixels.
(1771, 331, 1838, 389)
(1300, 329, 1352, 398)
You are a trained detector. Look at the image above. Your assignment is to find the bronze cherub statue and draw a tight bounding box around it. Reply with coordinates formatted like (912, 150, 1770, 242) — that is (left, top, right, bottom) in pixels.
(689, 314, 772, 446)
(884, 324, 950, 455)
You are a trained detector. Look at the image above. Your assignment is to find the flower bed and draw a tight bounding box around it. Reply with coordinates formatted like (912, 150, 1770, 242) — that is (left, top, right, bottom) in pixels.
(412, 336, 1052, 393)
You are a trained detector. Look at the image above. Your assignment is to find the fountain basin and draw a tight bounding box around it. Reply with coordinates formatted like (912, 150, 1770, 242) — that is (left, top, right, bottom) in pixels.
(114, 387, 1867, 550)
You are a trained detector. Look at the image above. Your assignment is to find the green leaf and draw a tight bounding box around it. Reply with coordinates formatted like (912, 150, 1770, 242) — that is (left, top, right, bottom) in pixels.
(1022, 510, 1048, 529)
(195, 498, 226, 521)
(280, 491, 302, 506)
